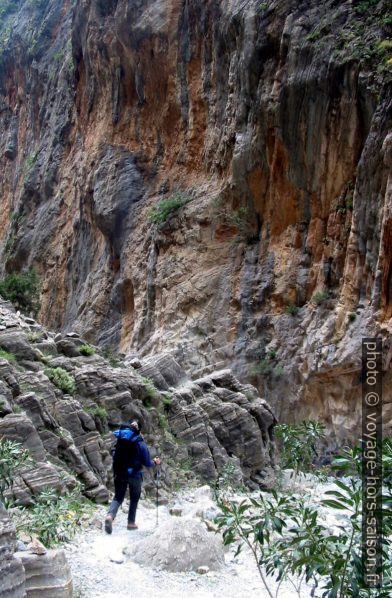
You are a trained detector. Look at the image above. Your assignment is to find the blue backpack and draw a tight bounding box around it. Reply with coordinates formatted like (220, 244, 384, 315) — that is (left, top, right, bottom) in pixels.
(112, 425, 142, 476)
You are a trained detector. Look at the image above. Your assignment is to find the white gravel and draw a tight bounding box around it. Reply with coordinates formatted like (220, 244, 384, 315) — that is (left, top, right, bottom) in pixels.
(65, 487, 315, 598)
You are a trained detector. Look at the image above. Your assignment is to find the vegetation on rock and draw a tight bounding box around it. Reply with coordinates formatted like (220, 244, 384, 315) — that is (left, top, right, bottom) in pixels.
(275, 420, 326, 479)
(0, 438, 32, 504)
(79, 344, 96, 356)
(12, 487, 94, 547)
(149, 192, 191, 226)
(215, 439, 392, 598)
(44, 367, 76, 395)
(0, 269, 40, 316)
(0, 348, 16, 362)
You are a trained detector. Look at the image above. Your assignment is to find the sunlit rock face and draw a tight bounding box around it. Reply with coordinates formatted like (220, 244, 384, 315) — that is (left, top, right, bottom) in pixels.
(0, 0, 391, 444)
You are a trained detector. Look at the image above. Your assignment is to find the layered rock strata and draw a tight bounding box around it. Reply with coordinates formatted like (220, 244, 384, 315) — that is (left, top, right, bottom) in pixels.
(0, 300, 275, 501)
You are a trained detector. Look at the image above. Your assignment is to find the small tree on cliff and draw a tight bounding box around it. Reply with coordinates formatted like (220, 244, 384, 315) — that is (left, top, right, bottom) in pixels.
(0, 269, 40, 316)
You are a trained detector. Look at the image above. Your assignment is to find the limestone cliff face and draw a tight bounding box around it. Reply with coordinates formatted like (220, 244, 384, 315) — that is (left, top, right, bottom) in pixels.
(0, 0, 391, 445)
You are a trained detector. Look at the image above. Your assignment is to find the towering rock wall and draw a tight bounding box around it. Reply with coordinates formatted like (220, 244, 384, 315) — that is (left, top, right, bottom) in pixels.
(0, 0, 391, 444)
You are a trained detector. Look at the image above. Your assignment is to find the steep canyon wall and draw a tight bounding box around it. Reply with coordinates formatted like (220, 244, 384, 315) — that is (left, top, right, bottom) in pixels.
(0, 0, 391, 445)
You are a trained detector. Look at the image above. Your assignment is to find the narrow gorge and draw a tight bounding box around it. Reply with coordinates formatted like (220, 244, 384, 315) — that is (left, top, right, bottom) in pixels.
(0, 0, 391, 596)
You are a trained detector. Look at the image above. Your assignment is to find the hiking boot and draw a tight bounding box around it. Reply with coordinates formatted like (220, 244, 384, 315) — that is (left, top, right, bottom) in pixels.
(105, 515, 113, 534)
(127, 522, 138, 530)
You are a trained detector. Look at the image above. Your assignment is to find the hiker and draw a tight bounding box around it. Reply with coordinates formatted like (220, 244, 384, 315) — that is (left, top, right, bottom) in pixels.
(105, 420, 161, 533)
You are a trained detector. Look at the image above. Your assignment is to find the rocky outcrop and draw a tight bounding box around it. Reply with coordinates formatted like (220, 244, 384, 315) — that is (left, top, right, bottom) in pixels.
(0, 1, 390, 444)
(0, 300, 275, 499)
(15, 549, 72, 598)
(0, 505, 26, 598)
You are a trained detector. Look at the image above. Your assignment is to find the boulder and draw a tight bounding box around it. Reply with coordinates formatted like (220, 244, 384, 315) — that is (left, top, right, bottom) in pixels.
(15, 549, 73, 598)
(0, 414, 46, 461)
(0, 330, 38, 361)
(125, 518, 224, 572)
(0, 505, 26, 598)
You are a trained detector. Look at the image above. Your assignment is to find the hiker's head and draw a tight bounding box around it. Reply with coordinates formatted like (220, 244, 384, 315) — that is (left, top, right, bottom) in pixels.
(130, 420, 141, 432)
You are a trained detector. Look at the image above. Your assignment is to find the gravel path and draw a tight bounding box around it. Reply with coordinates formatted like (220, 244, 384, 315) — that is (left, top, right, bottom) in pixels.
(65, 489, 310, 598)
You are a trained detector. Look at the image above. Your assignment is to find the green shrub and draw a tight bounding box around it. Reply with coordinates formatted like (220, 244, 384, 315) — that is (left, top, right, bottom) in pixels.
(142, 377, 159, 404)
(348, 312, 357, 322)
(251, 358, 271, 376)
(79, 344, 96, 356)
(161, 395, 173, 408)
(354, 0, 381, 14)
(275, 420, 326, 477)
(0, 269, 40, 316)
(86, 405, 108, 432)
(86, 405, 107, 420)
(306, 29, 321, 42)
(311, 289, 329, 305)
(24, 151, 38, 171)
(285, 302, 299, 316)
(178, 455, 192, 472)
(215, 444, 392, 598)
(0, 348, 16, 362)
(0, 439, 32, 502)
(149, 192, 190, 226)
(44, 367, 76, 395)
(13, 488, 93, 547)
(346, 196, 353, 210)
(102, 346, 121, 368)
(27, 331, 43, 343)
(158, 412, 169, 433)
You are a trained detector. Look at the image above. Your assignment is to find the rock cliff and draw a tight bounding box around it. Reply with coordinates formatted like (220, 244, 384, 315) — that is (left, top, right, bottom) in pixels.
(0, 299, 275, 499)
(0, 0, 391, 444)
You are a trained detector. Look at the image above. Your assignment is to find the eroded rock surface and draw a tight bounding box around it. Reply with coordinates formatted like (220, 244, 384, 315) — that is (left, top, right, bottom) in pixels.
(0, 1, 390, 444)
(15, 549, 73, 598)
(0, 300, 275, 502)
(0, 505, 26, 598)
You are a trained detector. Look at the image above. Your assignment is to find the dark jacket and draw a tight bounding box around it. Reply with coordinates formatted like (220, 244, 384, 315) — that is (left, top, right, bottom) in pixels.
(112, 427, 154, 478)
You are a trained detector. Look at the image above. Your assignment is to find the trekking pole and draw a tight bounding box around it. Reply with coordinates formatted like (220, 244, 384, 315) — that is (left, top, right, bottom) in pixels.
(154, 465, 161, 527)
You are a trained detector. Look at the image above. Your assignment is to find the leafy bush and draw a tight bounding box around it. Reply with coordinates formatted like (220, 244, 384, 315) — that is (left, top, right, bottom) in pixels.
(285, 302, 299, 316)
(102, 346, 121, 368)
(275, 420, 326, 478)
(354, 0, 381, 14)
(0, 348, 16, 362)
(13, 488, 93, 547)
(348, 312, 357, 322)
(149, 192, 190, 226)
(251, 358, 271, 376)
(215, 444, 392, 598)
(0, 439, 32, 502)
(86, 405, 107, 420)
(306, 29, 321, 42)
(158, 412, 169, 433)
(79, 344, 96, 356)
(27, 331, 43, 343)
(142, 376, 159, 405)
(0, 269, 40, 316)
(44, 367, 76, 395)
(311, 290, 329, 305)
